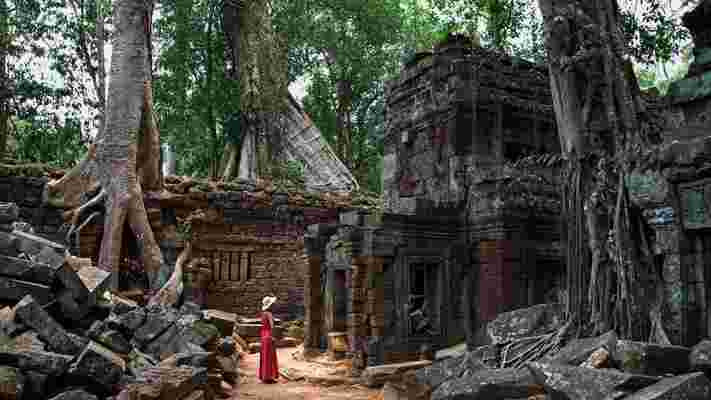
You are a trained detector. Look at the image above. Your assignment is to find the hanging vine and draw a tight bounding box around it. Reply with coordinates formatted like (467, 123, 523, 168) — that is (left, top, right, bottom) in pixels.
(540, 0, 669, 342)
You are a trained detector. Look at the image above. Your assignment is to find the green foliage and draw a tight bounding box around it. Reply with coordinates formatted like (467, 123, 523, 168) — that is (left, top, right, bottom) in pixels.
(13, 115, 87, 167)
(153, 0, 237, 177)
(621, 0, 690, 65)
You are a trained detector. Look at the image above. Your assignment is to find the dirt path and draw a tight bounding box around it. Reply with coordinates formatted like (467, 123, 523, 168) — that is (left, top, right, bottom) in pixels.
(233, 347, 379, 400)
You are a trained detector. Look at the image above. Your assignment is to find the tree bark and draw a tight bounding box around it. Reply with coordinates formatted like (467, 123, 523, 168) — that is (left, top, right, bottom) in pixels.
(538, 0, 667, 340)
(0, 0, 11, 159)
(96, 0, 107, 135)
(95, 0, 164, 294)
(335, 79, 353, 170)
(238, 127, 257, 180)
(48, 0, 170, 302)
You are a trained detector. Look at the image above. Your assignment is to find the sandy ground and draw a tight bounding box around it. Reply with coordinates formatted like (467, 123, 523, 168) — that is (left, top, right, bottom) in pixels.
(233, 347, 379, 400)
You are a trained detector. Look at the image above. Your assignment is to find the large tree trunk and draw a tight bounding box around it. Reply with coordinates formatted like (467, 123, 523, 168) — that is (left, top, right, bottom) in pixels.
(238, 128, 257, 180)
(96, 0, 164, 295)
(538, 0, 668, 341)
(47, 0, 174, 304)
(220, 0, 243, 181)
(0, 0, 11, 159)
(96, 0, 106, 135)
(335, 79, 353, 170)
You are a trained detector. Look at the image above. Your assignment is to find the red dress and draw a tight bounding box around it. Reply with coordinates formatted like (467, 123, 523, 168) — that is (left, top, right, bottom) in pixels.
(258, 311, 279, 382)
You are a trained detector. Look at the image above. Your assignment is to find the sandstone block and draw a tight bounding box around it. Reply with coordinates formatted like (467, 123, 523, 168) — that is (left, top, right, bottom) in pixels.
(614, 340, 691, 376)
(527, 362, 659, 400)
(14, 295, 84, 355)
(68, 341, 126, 388)
(0, 277, 52, 304)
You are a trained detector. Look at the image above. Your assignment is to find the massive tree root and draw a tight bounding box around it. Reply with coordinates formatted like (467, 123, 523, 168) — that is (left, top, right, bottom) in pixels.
(539, 0, 670, 341)
(45, 0, 179, 305)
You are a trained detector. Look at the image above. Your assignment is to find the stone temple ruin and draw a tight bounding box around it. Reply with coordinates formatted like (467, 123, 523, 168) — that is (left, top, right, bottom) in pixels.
(304, 35, 564, 365)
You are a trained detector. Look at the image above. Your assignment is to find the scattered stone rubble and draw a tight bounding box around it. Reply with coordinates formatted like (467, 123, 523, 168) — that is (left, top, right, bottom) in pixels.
(363, 303, 711, 400)
(0, 202, 240, 399)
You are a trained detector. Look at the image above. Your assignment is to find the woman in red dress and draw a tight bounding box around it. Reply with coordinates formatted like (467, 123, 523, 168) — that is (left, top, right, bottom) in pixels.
(259, 295, 279, 383)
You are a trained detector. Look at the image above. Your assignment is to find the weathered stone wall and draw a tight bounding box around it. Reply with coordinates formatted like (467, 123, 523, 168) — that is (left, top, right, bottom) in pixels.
(3, 172, 358, 324)
(192, 221, 309, 320)
(0, 176, 65, 241)
(382, 36, 559, 215)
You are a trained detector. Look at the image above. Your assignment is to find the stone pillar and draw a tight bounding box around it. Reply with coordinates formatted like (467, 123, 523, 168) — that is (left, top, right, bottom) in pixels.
(304, 254, 323, 350)
(348, 257, 368, 345)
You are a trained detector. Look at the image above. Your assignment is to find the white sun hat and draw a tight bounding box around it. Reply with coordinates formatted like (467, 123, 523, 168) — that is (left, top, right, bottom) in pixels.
(262, 295, 277, 311)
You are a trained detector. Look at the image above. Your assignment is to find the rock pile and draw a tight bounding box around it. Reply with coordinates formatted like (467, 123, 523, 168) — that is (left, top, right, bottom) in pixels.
(0, 202, 239, 399)
(413, 303, 711, 400)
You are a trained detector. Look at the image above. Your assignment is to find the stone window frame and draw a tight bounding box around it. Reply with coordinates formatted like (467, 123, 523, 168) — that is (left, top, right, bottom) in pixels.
(404, 255, 443, 338)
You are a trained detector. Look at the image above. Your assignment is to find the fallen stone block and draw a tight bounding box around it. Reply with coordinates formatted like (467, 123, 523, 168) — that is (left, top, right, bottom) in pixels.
(123, 366, 208, 400)
(48, 388, 98, 400)
(94, 329, 131, 355)
(486, 303, 564, 344)
(13, 330, 46, 352)
(75, 265, 112, 307)
(0, 255, 59, 284)
(204, 309, 237, 337)
(0, 232, 18, 256)
(0, 276, 53, 304)
(624, 372, 711, 400)
(14, 295, 85, 355)
(431, 367, 542, 400)
(415, 352, 481, 390)
(56, 289, 91, 322)
(11, 230, 65, 256)
(363, 360, 432, 387)
(126, 348, 158, 377)
(0, 202, 19, 224)
(544, 330, 617, 366)
(110, 295, 139, 315)
(180, 301, 203, 318)
(690, 339, 711, 374)
(68, 341, 126, 388)
(23, 370, 50, 400)
(0, 320, 26, 337)
(143, 323, 181, 358)
(108, 306, 147, 334)
(132, 305, 178, 347)
(0, 334, 73, 376)
(527, 362, 659, 399)
(614, 340, 692, 376)
(179, 320, 221, 348)
(0, 366, 24, 400)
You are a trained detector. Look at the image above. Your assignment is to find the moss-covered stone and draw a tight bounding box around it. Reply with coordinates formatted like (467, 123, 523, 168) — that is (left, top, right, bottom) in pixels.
(622, 350, 643, 372)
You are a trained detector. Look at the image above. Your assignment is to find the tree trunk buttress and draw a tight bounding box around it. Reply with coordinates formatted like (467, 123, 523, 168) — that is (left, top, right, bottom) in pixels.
(96, 0, 163, 294)
(538, 0, 668, 341)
